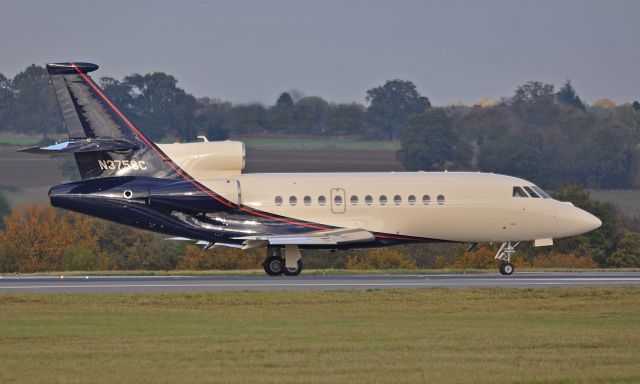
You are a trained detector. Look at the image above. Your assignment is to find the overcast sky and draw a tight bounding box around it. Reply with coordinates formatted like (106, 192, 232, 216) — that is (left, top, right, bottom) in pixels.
(1, 0, 638, 106)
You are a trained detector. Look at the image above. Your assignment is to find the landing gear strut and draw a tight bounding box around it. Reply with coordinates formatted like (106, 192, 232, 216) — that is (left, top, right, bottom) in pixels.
(495, 241, 518, 276)
(262, 246, 304, 276)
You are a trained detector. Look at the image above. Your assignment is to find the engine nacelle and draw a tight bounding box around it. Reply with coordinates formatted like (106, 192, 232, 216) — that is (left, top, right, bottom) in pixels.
(157, 140, 245, 179)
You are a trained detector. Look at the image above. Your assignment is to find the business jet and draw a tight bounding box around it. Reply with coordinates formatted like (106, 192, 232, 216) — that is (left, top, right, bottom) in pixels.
(24, 62, 602, 276)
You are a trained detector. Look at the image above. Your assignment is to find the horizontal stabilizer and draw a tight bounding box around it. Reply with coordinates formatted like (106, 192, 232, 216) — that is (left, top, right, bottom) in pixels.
(19, 138, 139, 154)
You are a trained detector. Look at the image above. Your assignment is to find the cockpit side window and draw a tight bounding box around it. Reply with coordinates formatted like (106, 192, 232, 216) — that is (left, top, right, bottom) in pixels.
(531, 185, 551, 199)
(523, 186, 540, 198)
(513, 186, 528, 197)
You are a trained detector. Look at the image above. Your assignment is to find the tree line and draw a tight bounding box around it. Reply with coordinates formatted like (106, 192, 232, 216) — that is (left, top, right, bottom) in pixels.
(1, 64, 639, 190)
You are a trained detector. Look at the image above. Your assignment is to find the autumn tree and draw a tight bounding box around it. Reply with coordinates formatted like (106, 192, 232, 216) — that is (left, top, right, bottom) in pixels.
(0, 204, 76, 271)
(593, 98, 616, 108)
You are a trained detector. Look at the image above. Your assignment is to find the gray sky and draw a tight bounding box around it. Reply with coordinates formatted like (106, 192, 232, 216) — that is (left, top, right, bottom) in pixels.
(1, 0, 638, 106)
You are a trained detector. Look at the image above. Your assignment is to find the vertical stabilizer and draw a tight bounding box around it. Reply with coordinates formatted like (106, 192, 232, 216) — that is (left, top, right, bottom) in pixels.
(44, 62, 181, 180)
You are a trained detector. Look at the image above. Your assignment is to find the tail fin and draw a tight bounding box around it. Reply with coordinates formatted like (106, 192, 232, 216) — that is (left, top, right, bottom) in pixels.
(25, 62, 182, 180)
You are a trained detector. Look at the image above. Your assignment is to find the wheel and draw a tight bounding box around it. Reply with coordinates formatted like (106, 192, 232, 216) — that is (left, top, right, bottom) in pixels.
(499, 262, 514, 276)
(282, 259, 303, 276)
(263, 256, 284, 276)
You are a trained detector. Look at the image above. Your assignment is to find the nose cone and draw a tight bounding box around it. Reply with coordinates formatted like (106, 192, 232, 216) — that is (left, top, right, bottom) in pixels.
(572, 208, 602, 235)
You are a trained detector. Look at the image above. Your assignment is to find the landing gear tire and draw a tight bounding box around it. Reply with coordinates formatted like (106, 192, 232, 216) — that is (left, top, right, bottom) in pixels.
(499, 262, 514, 276)
(263, 256, 284, 276)
(282, 259, 303, 277)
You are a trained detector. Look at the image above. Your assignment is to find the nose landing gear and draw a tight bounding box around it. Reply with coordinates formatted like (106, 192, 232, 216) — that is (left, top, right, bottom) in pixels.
(495, 241, 519, 275)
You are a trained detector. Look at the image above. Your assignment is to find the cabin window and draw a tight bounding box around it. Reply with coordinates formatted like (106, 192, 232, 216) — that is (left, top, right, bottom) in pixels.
(289, 196, 298, 206)
(334, 195, 343, 206)
(275, 196, 283, 206)
(379, 195, 388, 205)
(350, 195, 358, 205)
(524, 186, 540, 198)
(531, 185, 550, 199)
(422, 195, 431, 205)
(318, 195, 327, 206)
(512, 186, 528, 197)
(408, 195, 416, 205)
(303, 196, 312, 206)
(394, 195, 402, 205)
(365, 195, 373, 205)
(437, 195, 445, 205)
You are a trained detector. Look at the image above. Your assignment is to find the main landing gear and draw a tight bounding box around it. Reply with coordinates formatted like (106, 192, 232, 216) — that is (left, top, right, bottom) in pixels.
(495, 241, 519, 275)
(263, 245, 303, 276)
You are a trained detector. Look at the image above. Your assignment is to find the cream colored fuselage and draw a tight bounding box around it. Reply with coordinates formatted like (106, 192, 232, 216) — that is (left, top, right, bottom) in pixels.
(159, 141, 601, 243)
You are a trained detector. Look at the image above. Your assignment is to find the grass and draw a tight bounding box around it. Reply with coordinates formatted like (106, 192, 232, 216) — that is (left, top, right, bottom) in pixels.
(0, 134, 46, 146)
(0, 133, 68, 146)
(238, 137, 401, 150)
(1, 288, 639, 383)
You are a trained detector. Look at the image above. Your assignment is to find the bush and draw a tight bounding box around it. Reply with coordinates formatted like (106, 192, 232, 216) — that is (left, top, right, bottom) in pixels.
(345, 248, 417, 270)
(608, 231, 640, 267)
(176, 245, 263, 270)
(528, 251, 597, 268)
(61, 245, 98, 271)
(439, 244, 498, 269)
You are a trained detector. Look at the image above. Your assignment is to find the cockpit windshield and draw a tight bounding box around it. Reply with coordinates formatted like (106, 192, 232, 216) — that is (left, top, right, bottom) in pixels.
(531, 185, 551, 199)
(512, 185, 551, 199)
(523, 186, 540, 198)
(512, 186, 527, 197)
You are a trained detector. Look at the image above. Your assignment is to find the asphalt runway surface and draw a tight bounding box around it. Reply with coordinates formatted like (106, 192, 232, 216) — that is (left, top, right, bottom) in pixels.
(0, 272, 639, 293)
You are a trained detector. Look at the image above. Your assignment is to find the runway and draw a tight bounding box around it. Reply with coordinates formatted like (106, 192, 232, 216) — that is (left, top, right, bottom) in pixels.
(0, 272, 639, 293)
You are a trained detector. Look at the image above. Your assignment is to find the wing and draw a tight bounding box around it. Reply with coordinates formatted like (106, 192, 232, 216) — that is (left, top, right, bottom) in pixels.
(233, 228, 376, 249)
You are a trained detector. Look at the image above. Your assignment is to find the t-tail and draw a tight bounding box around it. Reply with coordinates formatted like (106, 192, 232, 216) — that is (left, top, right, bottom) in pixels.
(21, 62, 182, 180)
